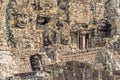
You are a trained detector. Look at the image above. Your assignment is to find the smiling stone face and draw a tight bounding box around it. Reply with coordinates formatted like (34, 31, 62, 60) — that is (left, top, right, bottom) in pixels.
(15, 13, 28, 28)
(7, 1, 30, 28)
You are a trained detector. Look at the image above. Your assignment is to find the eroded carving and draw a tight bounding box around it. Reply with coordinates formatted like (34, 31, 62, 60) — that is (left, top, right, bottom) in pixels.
(36, 16, 51, 29)
(7, 1, 30, 28)
(2, 0, 120, 79)
(94, 50, 115, 71)
(61, 32, 69, 45)
(97, 19, 112, 38)
(30, 54, 44, 71)
(43, 27, 56, 46)
(15, 12, 28, 28)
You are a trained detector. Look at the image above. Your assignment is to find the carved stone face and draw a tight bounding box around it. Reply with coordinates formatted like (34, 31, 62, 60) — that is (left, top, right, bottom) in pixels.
(61, 33, 69, 45)
(30, 54, 43, 71)
(15, 13, 28, 28)
(11, 2, 17, 9)
(9, 1, 29, 28)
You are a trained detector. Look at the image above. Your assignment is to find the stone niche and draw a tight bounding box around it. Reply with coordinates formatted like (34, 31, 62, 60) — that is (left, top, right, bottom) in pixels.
(36, 16, 51, 29)
(70, 23, 95, 49)
(97, 19, 112, 38)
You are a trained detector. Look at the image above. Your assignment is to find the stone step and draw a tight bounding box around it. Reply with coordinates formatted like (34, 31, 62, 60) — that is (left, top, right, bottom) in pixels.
(0, 46, 9, 50)
(0, 41, 8, 44)
(0, 50, 11, 54)
(0, 42, 8, 45)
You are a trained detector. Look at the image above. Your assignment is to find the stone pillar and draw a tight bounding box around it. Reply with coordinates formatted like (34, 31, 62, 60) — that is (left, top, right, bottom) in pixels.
(56, 30, 61, 44)
(79, 34, 83, 49)
(98, 70, 102, 80)
(77, 32, 80, 49)
(115, 18, 120, 34)
(116, 0, 120, 16)
(86, 34, 89, 49)
(0, 0, 13, 79)
(82, 35, 86, 49)
(113, 75, 116, 80)
(40, 31, 44, 51)
(88, 33, 92, 48)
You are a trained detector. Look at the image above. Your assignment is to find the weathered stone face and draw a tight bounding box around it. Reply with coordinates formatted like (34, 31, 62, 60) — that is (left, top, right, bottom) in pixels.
(30, 54, 43, 71)
(97, 19, 112, 38)
(8, 2, 29, 28)
(61, 32, 69, 45)
(15, 13, 28, 28)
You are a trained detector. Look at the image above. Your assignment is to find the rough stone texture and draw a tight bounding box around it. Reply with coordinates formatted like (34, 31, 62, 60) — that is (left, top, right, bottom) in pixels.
(0, 0, 120, 80)
(0, 1, 13, 79)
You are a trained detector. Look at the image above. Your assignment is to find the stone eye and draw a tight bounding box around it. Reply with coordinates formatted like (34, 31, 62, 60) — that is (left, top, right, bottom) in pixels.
(17, 14, 21, 17)
(24, 14, 27, 18)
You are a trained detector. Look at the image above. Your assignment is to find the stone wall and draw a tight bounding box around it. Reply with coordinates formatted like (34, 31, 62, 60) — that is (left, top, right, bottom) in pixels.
(4, 0, 105, 75)
(69, 0, 104, 25)
(0, 0, 13, 78)
(0, 0, 120, 79)
(105, 0, 120, 34)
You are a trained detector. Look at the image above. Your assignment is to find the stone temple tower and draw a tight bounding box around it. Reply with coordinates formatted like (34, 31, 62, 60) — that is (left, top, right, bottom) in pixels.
(0, 0, 13, 79)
